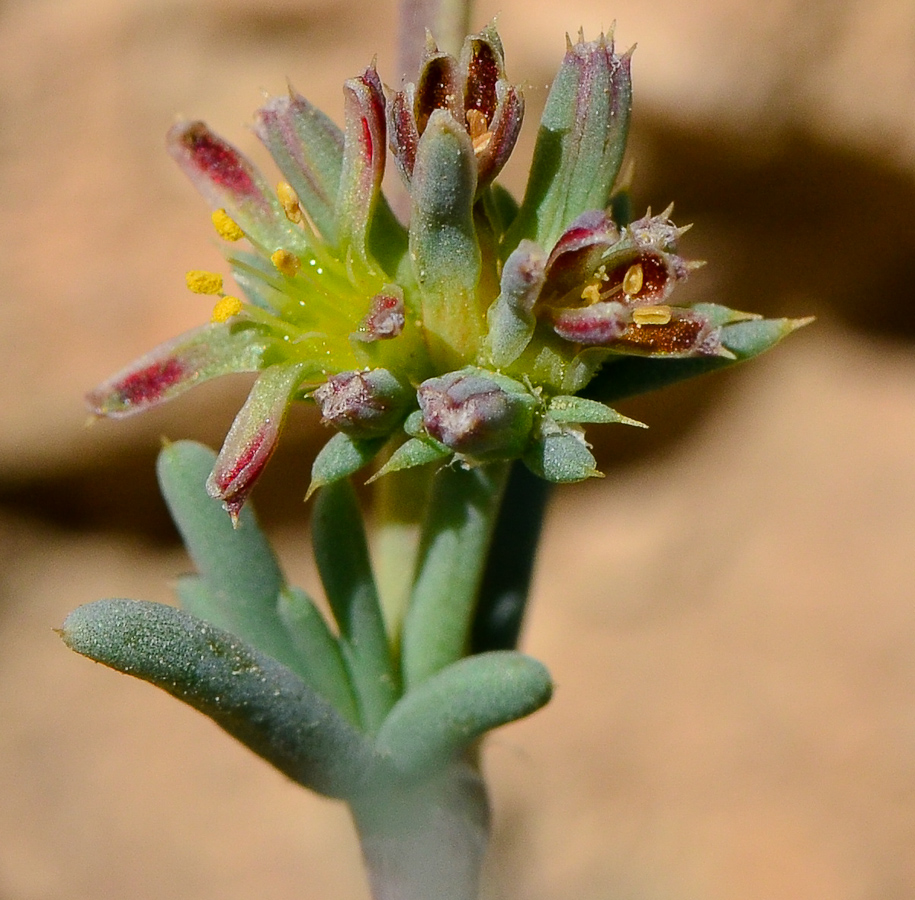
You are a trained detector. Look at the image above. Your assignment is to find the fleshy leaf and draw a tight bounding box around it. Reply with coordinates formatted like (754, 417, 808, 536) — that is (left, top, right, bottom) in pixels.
(86, 323, 269, 418)
(61, 599, 376, 799)
(277, 586, 361, 726)
(207, 362, 309, 522)
(312, 479, 398, 733)
(401, 464, 509, 689)
(375, 651, 552, 776)
(158, 440, 305, 671)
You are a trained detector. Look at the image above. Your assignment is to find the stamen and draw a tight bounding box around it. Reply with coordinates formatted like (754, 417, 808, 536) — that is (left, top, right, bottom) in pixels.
(466, 108, 487, 138)
(185, 270, 224, 294)
(580, 282, 602, 304)
(632, 305, 672, 326)
(276, 181, 304, 225)
(211, 209, 245, 241)
(472, 131, 493, 155)
(211, 296, 243, 323)
(466, 109, 493, 155)
(271, 248, 301, 277)
(622, 262, 644, 296)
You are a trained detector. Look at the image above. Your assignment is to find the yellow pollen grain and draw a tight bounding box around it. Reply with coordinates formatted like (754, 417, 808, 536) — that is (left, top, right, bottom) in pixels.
(211, 296, 243, 323)
(271, 248, 301, 277)
(185, 270, 224, 294)
(580, 282, 602, 304)
(632, 305, 672, 326)
(622, 262, 644, 296)
(277, 181, 303, 225)
(211, 209, 245, 241)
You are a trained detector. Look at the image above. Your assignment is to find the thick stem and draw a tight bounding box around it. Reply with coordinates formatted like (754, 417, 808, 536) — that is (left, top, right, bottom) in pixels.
(372, 463, 433, 654)
(353, 761, 490, 900)
(471, 461, 550, 653)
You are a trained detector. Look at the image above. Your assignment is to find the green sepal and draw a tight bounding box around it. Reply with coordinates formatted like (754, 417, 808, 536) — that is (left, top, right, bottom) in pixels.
(61, 599, 377, 799)
(254, 90, 344, 246)
(546, 394, 646, 426)
(277, 586, 361, 726)
(368, 436, 451, 482)
(306, 432, 387, 499)
(157, 440, 302, 669)
(374, 651, 552, 776)
(312, 479, 398, 733)
(409, 108, 483, 367)
(523, 420, 600, 483)
(480, 182, 520, 242)
(86, 322, 270, 418)
(584, 315, 813, 404)
(507, 33, 632, 252)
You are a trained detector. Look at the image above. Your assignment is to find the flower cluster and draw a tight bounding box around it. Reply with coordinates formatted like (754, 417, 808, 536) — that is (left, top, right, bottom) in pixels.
(88, 26, 798, 520)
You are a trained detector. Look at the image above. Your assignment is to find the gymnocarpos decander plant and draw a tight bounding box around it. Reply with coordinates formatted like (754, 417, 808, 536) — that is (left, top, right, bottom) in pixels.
(62, 9, 809, 900)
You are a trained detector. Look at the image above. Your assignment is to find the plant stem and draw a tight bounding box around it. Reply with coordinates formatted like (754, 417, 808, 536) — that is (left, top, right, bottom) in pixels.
(353, 760, 489, 900)
(372, 462, 433, 654)
(472, 461, 551, 652)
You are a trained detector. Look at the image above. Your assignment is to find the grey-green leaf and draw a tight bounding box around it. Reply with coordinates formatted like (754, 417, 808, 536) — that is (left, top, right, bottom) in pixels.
(375, 651, 552, 776)
(277, 586, 361, 726)
(157, 441, 301, 669)
(312, 480, 398, 732)
(61, 599, 377, 799)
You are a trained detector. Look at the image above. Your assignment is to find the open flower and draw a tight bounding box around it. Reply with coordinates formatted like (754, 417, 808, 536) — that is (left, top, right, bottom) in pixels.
(88, 27, 808, 515)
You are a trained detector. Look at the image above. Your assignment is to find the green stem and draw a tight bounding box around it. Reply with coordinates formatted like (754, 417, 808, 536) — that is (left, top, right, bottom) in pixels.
(400, 463, 509, 689)
(353, 760, 489, 900)
(471, 461, 550, 652)
(372, 463, 433, 655)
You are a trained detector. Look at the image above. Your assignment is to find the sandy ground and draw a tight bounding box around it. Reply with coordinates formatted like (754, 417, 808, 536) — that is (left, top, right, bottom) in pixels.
(2, 1, 915, 898)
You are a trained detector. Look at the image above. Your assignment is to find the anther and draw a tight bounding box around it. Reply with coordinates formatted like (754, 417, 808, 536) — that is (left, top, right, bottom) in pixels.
(276, 181, 303, 225)
(185, 270, 224, 294)
(622, 262, 644, 297)
(632, 305, 672, 326)
(580, 283, 602, 304)
(271, 248, 301, 277)
(211, 209, 245, 241)
(211, 296, 243, 323)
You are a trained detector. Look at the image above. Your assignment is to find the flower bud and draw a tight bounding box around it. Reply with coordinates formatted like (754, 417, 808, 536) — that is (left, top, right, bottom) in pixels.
(313, 368, 412, 439)
(508, 31, 632, 250)
(389, 24, 523, 191)
(417, 367, 536, 462)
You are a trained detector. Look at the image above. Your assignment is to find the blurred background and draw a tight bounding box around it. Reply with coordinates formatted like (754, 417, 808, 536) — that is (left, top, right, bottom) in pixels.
(2, 0, 915, 897)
